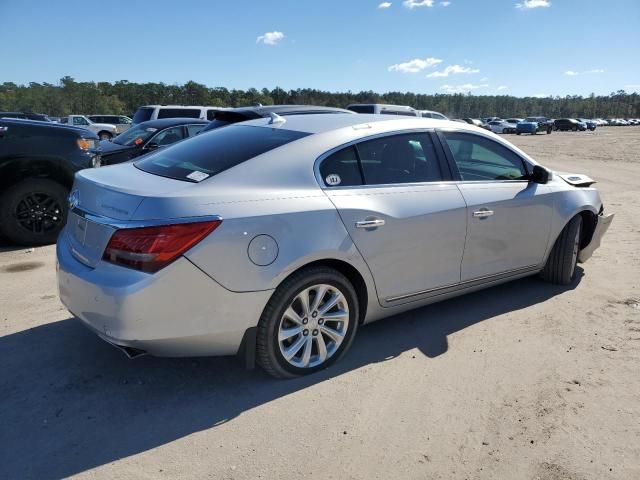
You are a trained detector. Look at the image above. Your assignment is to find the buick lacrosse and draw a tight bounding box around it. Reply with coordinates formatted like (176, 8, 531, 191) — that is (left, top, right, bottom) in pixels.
(57, 114, 613, 377)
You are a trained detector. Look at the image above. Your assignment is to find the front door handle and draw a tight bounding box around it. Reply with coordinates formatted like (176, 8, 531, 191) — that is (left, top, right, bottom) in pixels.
(473, 209, 494, 218)
(355, 219, 386, 229)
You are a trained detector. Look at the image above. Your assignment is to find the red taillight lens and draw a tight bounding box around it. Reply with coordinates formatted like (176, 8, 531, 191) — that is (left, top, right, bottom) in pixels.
(103, 220, 221, 273)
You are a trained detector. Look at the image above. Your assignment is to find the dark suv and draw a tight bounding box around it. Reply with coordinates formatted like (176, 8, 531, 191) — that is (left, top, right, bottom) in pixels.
(554, 118, 587, 131)
(199, 105, 354, 133)
(0, 119, 101, 245)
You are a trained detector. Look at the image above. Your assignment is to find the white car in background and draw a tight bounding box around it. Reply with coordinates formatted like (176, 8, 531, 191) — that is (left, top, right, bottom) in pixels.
(418, 110, 448, 120)
(488, 119, 516, 134)
(58, 115, 118, 140)
(131, 105, 225, 124)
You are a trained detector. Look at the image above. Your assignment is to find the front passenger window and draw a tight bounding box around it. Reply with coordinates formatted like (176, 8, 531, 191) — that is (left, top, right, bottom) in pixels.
(442, 131, 528, 181)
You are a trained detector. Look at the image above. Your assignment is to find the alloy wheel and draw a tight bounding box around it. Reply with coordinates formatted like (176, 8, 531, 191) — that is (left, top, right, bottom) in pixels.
(278, 284, 350, 368)
(14, 192, 63, 234)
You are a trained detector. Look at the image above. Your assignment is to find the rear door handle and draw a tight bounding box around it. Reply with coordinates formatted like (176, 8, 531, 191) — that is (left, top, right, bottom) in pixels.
(355, 219, 386, 229)
(473, 209, 494, 218)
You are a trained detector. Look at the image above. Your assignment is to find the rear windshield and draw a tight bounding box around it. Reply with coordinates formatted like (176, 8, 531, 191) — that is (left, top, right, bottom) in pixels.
(133, 107, 154, 124)
(135, 125, 310, 182)
(348, 105, 375, 114)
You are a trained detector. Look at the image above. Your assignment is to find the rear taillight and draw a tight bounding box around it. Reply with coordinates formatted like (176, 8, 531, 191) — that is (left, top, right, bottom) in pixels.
(103, 220, 221, 273)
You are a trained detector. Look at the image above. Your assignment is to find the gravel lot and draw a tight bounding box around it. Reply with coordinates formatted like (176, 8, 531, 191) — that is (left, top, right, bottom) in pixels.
(1, 128, 639, 480)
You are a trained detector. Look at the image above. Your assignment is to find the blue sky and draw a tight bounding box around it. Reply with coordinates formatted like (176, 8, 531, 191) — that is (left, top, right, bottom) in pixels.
(1, 0, 639, 97)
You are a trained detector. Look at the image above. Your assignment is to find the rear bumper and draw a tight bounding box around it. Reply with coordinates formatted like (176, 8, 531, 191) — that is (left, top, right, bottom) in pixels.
(578, 212, 614, 263)
(56, 229, 273, 357)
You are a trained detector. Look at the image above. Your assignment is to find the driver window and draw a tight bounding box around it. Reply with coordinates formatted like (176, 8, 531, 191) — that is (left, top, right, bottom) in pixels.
(150, 126, 185, 146)
(73, 117, 88, 125)
(442, 131, 528, 181)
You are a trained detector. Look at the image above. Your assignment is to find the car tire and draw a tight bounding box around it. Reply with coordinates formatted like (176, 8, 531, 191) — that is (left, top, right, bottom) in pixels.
(516, 132, 521, 135)
(540, 215, 583, 285)
(256, 266, 359, 378)
(98, 131, 112, 141)
(546, 127, 552, 134)
(572, 126, 577, 131)
(0, 178, 68, 246)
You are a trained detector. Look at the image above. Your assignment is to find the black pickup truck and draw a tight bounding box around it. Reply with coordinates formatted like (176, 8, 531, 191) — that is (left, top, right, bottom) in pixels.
(0, 119, 101, 245)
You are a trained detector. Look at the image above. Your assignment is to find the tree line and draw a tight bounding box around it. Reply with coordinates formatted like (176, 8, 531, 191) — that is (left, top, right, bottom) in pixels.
(1, 77, 638, 119)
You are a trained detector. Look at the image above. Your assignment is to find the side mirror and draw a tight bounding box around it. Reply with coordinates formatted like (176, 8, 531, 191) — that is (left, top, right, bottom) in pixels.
(145, 142, 159, 150)
(531, 165, 550, 184)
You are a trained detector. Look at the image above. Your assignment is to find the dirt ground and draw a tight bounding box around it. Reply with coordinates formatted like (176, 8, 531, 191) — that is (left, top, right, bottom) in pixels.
(1, 128, 639, 480)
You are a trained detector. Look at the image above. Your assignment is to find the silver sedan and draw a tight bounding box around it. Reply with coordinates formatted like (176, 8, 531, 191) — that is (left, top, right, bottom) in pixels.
(57, 114, 613, 377)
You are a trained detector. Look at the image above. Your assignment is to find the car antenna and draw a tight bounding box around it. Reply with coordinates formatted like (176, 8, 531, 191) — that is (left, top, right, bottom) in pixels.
(268, 112, 286, 125)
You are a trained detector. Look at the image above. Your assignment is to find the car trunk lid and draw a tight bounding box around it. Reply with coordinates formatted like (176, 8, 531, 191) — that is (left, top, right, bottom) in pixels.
(67, 163, 194, 268)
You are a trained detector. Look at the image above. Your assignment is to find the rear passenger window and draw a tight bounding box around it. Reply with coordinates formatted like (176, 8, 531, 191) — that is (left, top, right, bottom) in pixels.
(207, 110, 218, 120)
(319, 146, 363, 187)
(356, 133, 443, 185)
(157, 108, 201, 119)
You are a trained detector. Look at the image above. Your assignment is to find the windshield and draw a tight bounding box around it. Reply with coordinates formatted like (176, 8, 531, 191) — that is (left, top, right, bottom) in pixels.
(135, 125, 310, 182)
(133, 107, 154, 124)
(113, 124, 158, 146)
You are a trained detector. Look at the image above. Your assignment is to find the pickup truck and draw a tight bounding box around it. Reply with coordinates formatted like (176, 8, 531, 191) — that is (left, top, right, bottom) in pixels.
(59, 115, 118, 140)
(516, 116, 554, 135)
(0, 118, 101, 245)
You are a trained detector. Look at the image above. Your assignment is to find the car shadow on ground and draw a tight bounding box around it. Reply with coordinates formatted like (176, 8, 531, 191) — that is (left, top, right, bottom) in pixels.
(0, 271, 582, 479)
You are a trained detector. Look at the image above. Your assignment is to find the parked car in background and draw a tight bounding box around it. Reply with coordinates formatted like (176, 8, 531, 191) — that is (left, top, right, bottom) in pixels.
(56, 114, 612, 377)
(131, 105, 224, 124)
(462, 118, 491, 130)
(576, 119, 597, 131)
(88, 115, 133, 134)
(59, 115, 118, 140)
(199, 104, 355, 134)
(505, 118, 523, 126)
(99, 118, 208, 165)
(418, 110, 448, 120)
(516, 117, 554, 135)
(346, 104, 418, 116)
(488, 120, 516, 134)
(0, 118, 100, 245)
(0, 111, 52, 122)
(554, 118, 587, 131)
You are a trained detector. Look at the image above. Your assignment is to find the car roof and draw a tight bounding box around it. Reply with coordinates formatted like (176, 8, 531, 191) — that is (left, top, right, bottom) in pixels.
(134, 118, 209, 128)
(137, 105, 216, 109)
(0, 117, 95, 135)
(251, 105, 353, 116)
(239, 113, 481, 135)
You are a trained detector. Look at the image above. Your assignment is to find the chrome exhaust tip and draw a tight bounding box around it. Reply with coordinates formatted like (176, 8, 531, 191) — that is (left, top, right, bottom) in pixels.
(109, 342, 147, 359)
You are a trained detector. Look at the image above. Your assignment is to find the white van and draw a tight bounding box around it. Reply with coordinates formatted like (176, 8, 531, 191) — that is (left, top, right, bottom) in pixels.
(132, 105, 224, 124)
(346, 104, 418, 116)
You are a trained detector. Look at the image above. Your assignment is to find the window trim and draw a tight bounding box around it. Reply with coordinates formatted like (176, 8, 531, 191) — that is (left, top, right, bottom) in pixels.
(435, 128, 533, 183)
(314, 128, 452, 190)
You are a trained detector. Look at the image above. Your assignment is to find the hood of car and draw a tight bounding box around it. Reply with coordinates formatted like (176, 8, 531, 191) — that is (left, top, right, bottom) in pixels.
(100, 140, 137, 153)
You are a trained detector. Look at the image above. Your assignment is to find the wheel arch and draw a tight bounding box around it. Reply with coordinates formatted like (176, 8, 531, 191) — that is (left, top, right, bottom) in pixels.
(0, 156, 72, 192)
(275, 258, 370, 325)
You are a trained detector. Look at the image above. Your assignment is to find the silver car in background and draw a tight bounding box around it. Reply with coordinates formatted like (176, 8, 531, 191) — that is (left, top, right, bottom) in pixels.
(57, 114, 613, 378)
